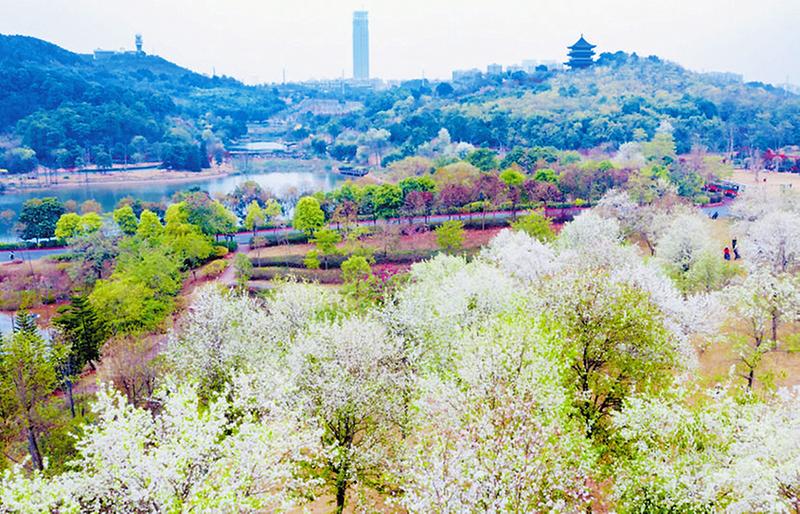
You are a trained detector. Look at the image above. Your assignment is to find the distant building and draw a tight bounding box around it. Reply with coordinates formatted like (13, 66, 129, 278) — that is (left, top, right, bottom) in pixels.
(565, 35, 596, 70)
(521, 59, 538, 73)
(353, 11, 370, 80)
(487, 63, 503, 76)
(92, 49, 117, 60)
(135, 34, 144, 55)
(452, 68, 482, 82)
(93, 34, 145, 60)
(506, 64, 523, 73)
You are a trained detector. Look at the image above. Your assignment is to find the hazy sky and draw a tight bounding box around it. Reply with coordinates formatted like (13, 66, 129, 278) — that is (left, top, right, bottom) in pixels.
(1, 0, 798, 85)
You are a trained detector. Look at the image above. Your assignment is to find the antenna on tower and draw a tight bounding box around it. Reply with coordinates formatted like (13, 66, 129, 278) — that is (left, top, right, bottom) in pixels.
(283, 68, 286, 84)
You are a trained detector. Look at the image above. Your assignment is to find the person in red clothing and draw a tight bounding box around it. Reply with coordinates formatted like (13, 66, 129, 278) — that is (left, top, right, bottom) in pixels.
(723, 247, 731, 261)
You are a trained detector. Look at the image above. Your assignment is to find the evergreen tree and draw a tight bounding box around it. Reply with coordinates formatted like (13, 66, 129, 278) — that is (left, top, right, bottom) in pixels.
(54, 295, 107, 371)
(13, 308, 38, 336)
(53, 296, 107, 417)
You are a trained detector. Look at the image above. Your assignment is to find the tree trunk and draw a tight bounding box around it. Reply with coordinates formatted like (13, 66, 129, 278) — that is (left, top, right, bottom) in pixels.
(335, 472, 347, 514)
(26, 420, 43, 471)
(772, 310, 779, 344)
(65, 378, 75, 418)
(747, 367, 755, 390)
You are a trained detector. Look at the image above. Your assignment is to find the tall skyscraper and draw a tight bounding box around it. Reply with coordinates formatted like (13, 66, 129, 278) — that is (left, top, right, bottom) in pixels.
(352, 11, 369, 80)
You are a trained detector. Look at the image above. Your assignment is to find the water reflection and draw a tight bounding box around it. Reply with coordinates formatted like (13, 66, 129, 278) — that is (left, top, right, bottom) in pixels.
(0, 159, 347, 242)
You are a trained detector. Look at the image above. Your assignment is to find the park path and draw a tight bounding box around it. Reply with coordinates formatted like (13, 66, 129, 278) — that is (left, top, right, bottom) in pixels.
(217, 243, 248, 287)
(0, 201, 732, 263)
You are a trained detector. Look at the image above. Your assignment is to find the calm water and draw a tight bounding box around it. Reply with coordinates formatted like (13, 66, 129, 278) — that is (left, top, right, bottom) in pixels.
(0, 312, 51, 340)
(0, 159, 346, 242)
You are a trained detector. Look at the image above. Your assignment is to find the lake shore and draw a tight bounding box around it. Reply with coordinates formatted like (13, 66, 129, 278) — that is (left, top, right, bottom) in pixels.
(0, 162, 235, 192)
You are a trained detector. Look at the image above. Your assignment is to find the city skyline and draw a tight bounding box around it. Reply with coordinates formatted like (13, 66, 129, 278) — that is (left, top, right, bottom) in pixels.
(0, 0, 798, 86)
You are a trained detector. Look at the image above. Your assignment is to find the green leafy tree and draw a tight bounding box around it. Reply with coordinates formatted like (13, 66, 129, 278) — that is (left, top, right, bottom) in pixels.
(113, 205, 139, 236)
(303, 250, 321, 270)
(81, 212, 103, 233)
(512, 210, 556, 242)
(57, 212, 103, 241)
(54, 213, 82, 241)
(533, 168, 558, 183)
(172, 194, 237, 238)
(244, 201, 265, 237)
(136, 210, 164, 241)
(2, 147, 38, 174)
(373, 184, 403, 219)
(311, 228, 342, 269)
(0, 317, 59, 470)
(436, 220, 465, 254)
(341, 255, 376, 302)
(17, 197, 65, 243)
(263, 198, 282, 223)
(293, 196, 325, 236)
(233, 253, 253, 291)
(466, 148, 499, 172)
(500, 168, 526, 219)
(547, 275, 676, 439)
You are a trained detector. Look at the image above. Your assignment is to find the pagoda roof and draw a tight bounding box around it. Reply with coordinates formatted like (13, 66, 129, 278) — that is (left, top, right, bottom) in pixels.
(569, 35, 596, 50)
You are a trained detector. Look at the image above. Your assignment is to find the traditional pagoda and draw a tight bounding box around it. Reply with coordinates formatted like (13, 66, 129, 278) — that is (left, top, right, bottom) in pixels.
(565, 35, 596, 69)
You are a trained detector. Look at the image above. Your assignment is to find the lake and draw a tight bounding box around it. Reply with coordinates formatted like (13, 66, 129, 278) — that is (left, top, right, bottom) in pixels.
(0, 311, 51, 340)
(0, 158, 347, 242)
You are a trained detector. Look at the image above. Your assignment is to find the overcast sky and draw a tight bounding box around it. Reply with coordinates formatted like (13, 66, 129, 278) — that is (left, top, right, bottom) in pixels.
(1, 0, 798, 85)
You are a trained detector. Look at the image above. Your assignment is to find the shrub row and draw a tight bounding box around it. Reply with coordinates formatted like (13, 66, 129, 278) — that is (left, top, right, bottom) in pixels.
(250, 249, 438, 269)
(249, 266, 342, 284)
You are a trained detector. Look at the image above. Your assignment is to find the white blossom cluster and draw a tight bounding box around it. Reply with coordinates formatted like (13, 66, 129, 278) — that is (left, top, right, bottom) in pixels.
(613, 386, 800, 513)
(2, 206, 798, 512)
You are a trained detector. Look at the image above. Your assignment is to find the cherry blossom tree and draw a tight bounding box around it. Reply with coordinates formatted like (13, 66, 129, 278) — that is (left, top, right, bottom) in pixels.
(725, 270, 800, 388)
(613, 386, 800, 513)
(740, 210, 800, 274)
(288, 316, 409, 513)
(400, 318, 594, 513)
(0, 384, 319, 512)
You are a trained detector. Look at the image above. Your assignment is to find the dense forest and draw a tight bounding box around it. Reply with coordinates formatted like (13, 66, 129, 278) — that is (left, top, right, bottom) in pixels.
(0, 34, 284, 171)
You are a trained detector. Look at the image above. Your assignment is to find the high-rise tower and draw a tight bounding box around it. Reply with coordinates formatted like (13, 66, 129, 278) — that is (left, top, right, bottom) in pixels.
(353, 11, 369, 80)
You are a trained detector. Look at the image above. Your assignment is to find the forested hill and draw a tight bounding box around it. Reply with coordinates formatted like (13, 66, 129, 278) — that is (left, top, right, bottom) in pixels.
(0, 34, 284, 170)
(1, 34, 798, 174)
(292, 51, 800, 163)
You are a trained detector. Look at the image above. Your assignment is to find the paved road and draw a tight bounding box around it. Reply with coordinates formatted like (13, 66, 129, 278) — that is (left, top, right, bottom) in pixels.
(0, 246, 68, 263)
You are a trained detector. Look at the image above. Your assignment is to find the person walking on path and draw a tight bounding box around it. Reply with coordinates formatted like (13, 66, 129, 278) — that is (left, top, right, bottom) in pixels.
(724, 247, 731, 261)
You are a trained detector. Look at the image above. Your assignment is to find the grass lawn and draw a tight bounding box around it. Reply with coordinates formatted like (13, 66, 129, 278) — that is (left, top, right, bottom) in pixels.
(731, 169, 800, 200)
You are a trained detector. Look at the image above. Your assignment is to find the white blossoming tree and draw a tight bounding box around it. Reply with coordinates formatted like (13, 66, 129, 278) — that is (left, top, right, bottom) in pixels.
(400, 317, 595, 513)
(613, 387, 800, 513)
(288, 316, 410, 513)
